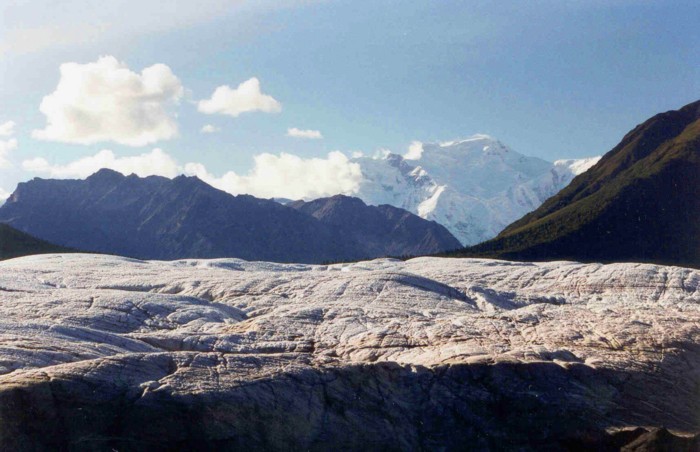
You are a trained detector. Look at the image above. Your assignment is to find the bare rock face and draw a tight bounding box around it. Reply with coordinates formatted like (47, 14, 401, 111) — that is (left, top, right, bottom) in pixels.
(0, 254, 699, 450)
(288, 195, 462, 257)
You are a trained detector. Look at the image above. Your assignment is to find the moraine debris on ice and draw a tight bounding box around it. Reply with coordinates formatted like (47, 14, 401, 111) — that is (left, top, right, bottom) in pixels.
(0, 253, 699, 449)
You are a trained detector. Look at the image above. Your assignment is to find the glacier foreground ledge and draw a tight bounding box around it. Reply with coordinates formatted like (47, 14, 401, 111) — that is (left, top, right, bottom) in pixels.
(0, 254, 699, 450)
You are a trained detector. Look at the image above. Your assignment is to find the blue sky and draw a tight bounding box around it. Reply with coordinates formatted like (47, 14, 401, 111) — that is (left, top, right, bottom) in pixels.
(0, 0, 698, 199)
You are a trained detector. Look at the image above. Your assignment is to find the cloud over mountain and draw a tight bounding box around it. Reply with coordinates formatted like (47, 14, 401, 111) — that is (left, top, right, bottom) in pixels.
(0, 139, 17, 169)
(32, 56, 183, 146)
(404, 141, 423, 160)
(287, 127, 322, 139)
(0, 120, 17, 197)
(197, 77, 281, 118)
(22, 149, 180, 179)
(0, 121, 18, 169)
(22, 148, 362, 201)
(200, 124, 220, 133)
(186, 151, 361, 200)
(0, 121, 16, 137)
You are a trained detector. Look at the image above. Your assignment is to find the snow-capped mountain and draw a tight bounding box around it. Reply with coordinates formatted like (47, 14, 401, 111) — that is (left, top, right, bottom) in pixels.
(352, 135, 599, 245)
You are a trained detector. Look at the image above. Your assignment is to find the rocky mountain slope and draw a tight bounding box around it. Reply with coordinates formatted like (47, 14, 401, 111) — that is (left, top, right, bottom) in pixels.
(0, 253, 698, 449)
(288, 195, 461, 257)
(461, 100, 700, 268)
(0, 169, 459, 263)
(352, 135, 599, 245)
(0, 223, 71, 260)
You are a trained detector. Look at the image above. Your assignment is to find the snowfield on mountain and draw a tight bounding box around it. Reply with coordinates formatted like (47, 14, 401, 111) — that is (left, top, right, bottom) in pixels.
(0, 253, 698, 449)
(353, 135, 599, 245)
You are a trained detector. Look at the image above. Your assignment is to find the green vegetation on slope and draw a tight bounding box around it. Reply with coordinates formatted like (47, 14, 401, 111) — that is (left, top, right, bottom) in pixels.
(450, 100, 700, 268)
(0, 223, 73, 260)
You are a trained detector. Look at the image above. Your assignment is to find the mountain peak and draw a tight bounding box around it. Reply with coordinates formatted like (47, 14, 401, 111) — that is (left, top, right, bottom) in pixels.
(287, 195, 369, 214)
(421, 135, 513, 159)
(87, 168, 125, 182)
(172, 174, 208, 186)
(326, 194, 368, 206)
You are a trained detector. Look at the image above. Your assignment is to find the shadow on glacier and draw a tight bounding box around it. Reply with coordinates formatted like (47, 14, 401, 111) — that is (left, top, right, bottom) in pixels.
(1, 350, 699, 452)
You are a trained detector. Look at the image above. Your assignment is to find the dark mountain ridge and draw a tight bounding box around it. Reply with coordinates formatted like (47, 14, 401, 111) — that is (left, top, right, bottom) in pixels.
(0, 169, 460, 263)
(456, 99, 700, 268)
(289, 195, 461, 257)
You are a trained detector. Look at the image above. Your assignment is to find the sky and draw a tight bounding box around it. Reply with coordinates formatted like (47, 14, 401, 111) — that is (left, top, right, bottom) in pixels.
(0, 0, 698, 200)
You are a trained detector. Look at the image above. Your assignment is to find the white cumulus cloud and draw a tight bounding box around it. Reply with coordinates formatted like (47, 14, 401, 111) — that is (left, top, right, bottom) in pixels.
(201, 124, 220, 133)
(287, 127, 323, 139)
(0, 122, 18, 168)
(404, 141, 424, 160)
(0, 187, 10, 203)
(32, 56, 184, 146)
(21, 148, 363, 201)
(0, 121, 16, 137)
(198, 77, 281, 117)
(0, 139, 18, 168)
(22, 148, 180, 179)
(185, 151, 362, 200)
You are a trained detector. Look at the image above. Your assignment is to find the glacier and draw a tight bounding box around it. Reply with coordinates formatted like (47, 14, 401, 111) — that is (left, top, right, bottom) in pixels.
(0, 253, 698, 449)
(352, 135, 600, 245)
